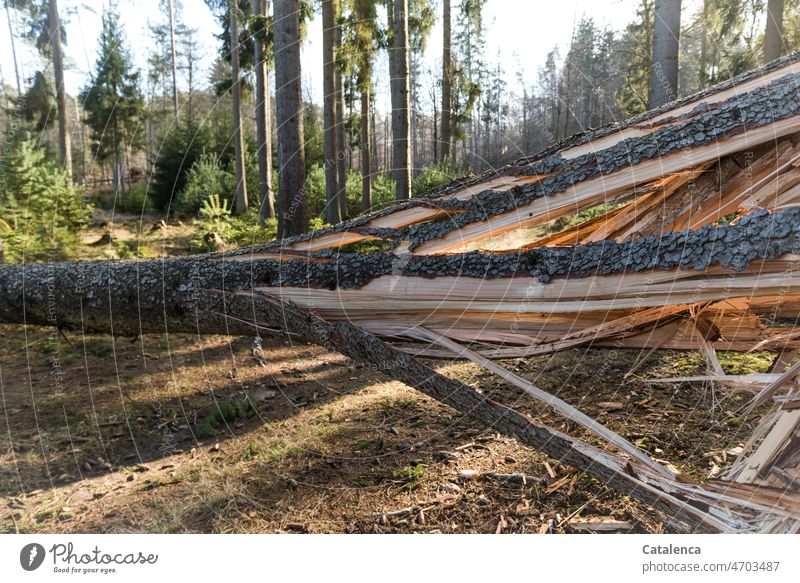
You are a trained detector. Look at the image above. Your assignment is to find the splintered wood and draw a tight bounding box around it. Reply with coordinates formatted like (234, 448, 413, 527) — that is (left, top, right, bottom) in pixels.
(7, 54, 800, 532)
(259, 53, 800, 532)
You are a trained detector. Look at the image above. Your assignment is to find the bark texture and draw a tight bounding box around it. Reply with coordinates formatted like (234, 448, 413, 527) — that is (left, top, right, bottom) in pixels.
(390, 0, 411, 200)
(247, 63, 800, 253)
(49, 0, 72, 182)
(440, 0, 451, 162)
(230, 3, 249, 214)
(2, 207, 799, 336)
(649, 0, 682, 108)
(273, 0, 308, 237)
(322, 0, 341, 224)
(254, 0, 275, 220)
(764, 0, 784, 63)
(167, 0, 179, 115)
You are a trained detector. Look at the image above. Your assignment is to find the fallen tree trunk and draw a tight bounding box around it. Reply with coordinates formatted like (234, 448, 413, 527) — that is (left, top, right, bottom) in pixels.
(5, 53, 800, 532)
(2, 207, 800, 337)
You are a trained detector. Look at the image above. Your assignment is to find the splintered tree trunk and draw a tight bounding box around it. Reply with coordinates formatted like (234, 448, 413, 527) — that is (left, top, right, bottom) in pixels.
(49, 0, 72, 183)
(0, 233, 790, 533)
(230, 3, 249, 215)
(390, 0, 412, 200)
(764, 0, 785, 63)
(5, 50, 800, 533)
(322, 0, 341, 224)
(440, 0, 451, 163)
(273, 0, 307, 238)
(649, 0, 681, 108)
(254, 0, 275, 220)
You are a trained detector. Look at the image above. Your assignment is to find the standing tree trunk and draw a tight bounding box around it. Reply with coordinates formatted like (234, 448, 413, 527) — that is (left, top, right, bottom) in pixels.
(764, 0, 784, 63)
(49, 0, 72, 184)
(253, 0, 275, 220)
(440, 0, 451, 163)
(229, 2, 249, 215)
(322, 0, 341, 224)
(360, 82, 371, 212)
(273, 0, 307, 238)
(166, 0, 179, 116)
(699, 0, 709, 86)
(5, 0, 21, 98)
(390, 0, 411, 200)
(649, 0, 681, 109)
(334, 18, 348, 219)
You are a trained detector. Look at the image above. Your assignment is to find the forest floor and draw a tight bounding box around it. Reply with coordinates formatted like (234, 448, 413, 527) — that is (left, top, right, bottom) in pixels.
(0, 214, 772, 534)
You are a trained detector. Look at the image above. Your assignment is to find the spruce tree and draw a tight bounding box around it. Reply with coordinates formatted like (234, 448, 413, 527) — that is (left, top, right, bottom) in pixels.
(79, 4, 144, 195)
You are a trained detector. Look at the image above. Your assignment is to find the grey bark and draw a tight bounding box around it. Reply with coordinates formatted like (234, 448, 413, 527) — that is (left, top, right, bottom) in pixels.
(763, 0, 784, 63)
(440, 0, 451, 163)
(361, 84, 372, 212)
(322, 0, 341, 224)
(166, 0, 179, 115)
(273, 0, 307, 238)
(649, 0, 681, 109)
(334, 18, 348, 219)
(389, 0, 412, 200)
(230, 2, 249, 214)
(49, 0, 72, 183)
(253, 0, 276, 220)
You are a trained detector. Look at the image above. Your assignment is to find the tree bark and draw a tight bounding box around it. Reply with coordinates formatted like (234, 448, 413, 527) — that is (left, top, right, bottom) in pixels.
(440, 0, 451, 163)
(253, 0, 276, 220)
(5, 0, 21, 98)
(273, 0, 307, 238)
(649, 0, 681, 109)
(334, 17, 349, 219)
(49, 0, 72, 183)
(763, 0, 784, 63)
(166, 0, 179, 116)
(389, 0, 412, 200)
(360, 83, 372, 213)
(229, 2, 249, 215)
(322, 0, 341, 224)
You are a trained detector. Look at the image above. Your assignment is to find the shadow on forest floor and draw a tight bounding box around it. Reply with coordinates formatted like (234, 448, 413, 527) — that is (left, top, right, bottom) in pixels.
(0, 321, 771, 533)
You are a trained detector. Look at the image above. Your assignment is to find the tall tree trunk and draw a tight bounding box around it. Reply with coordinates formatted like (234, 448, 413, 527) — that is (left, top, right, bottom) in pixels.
(274, 0, 307, 238)
(322, 0, 341, 224)
(49, 0, 72, 184)
(166, 0, 179, 115)
(390, 0, 411, 201)
(229, 2, 249, 214)
(699, 0, 709, 87)
(649, 0, 681, 109)
(253, 0, 276, 220)
(360, 84, 371, 212)
(334, 17, 348, 219)
(5, 0, 21, 98)
(371, 101, 378, 173)
(440, 0, 451, 163)
(764, 0, 784, 63)
(74, 96, 85, 184)
(431, 80, 438, 163)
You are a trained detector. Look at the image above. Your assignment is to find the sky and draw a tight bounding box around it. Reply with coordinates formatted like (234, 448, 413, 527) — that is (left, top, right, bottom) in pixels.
(0, 0, 695, 110)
